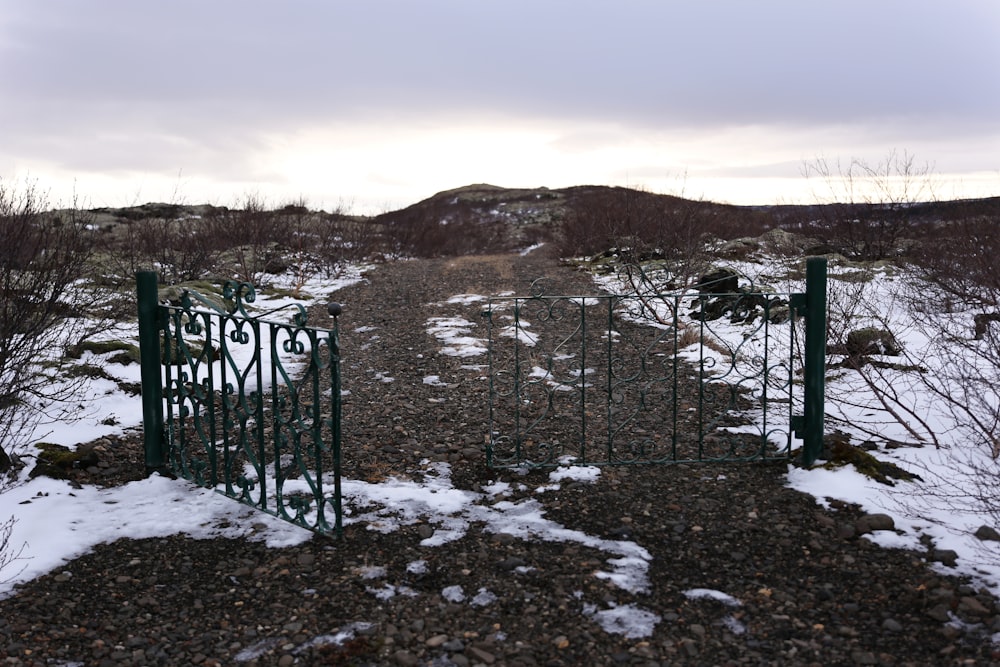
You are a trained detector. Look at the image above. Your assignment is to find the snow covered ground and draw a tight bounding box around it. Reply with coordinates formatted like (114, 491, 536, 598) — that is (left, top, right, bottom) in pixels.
(1, 252, 999, 643)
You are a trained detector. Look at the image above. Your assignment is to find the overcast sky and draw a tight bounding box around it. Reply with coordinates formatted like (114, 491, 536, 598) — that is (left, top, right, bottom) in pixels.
(1, 1, 998, 212)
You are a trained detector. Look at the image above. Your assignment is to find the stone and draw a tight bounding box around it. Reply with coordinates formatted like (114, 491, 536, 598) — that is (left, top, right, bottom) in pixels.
(442, 639, 465, 652)
(697, 269, 740, 294)
(958, 596, 990, 617)
(850, 650, 877, 665)
(394, 650, 419, 667)
(497, 557, 526, 571)
(974, 525, 1000, 542)
(931, 549, 959, 567)
(467, 646, 496, 664)
(881, 618, 903, 633)
(855, 513, 895, 534)
(926, 604, 952, 622)
(845, 327, 901, 357)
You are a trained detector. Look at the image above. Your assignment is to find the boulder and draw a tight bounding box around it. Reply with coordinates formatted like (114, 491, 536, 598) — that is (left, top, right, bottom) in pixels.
(974, 525, 1000, 542)
(845, 327, 901, 357)
(855, 513, 895, 535)
(696, 268, 740, 295)
(28, 442, 99, 480)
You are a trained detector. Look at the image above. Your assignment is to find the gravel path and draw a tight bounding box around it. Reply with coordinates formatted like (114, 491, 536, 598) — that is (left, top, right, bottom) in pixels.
(2, 249, 999, 666)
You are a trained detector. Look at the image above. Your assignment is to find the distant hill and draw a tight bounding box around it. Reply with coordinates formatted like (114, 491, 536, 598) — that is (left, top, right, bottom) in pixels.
(370, 184, 1000, 256)
(370, 184, 775, 256)
(80, 184, 1000, 259)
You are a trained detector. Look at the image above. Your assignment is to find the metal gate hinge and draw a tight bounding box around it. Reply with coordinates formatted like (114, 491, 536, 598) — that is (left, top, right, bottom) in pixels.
(790, 293, 807, 317)
(790, 414, 805, 437)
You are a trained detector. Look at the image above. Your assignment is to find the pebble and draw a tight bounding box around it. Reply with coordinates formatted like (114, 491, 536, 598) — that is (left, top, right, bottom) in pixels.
(394, 650, 419, 666)
(4, 253, 999, 667)
(468, 646, 497, 664)
(959, 596, 991, 617)
(881, 618, 903, 632)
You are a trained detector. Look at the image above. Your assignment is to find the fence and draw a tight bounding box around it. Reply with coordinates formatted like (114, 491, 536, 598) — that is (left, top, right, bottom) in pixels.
(483, 258, 827, 468)
(136, 271, 344, 536)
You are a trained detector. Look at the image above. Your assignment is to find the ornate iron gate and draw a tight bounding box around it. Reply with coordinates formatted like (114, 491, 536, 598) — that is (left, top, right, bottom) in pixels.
(136, 271, 343, 536)
(484, 259, 827, 468)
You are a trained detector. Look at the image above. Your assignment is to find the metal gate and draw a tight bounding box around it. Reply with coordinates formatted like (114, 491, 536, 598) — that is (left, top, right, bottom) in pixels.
(136, 271, 344, 536)
(484, 258, 827, 468)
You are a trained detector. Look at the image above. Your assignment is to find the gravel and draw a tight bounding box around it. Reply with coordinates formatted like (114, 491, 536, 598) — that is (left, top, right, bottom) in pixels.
(3, 249, 999, 665)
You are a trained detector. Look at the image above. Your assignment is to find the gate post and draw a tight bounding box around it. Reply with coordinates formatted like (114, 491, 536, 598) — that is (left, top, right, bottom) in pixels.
(136, 270, 166, 474)
(800, 257, 827, 465)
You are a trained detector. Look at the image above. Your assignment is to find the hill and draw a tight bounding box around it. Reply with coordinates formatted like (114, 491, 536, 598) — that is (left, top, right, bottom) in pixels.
(371, 183, 771, 256)
(78, 184, 1000, 260)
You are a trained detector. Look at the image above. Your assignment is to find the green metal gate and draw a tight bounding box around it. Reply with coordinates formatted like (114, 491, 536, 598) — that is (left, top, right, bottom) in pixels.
(484, 258, 827, 468)
(136, 271, 344, 536)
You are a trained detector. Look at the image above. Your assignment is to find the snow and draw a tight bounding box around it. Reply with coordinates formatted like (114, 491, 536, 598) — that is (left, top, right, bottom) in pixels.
(2, 473, 313, 590)
(684, 588, 743, 607)
(585, 603, 662, 639)
(425, 316, 488, 357)
(3, 253, 1000, 647)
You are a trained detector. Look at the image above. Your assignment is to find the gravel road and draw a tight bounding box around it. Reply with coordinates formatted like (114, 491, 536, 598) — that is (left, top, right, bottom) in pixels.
(2, 249, 998, 666)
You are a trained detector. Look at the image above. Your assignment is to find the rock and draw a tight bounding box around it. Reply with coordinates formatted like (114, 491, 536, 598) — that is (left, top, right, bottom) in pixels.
(974, 525, 1000, 542)
(497, 557, 526, 571)
(974, 312, 1000, 340)
(467, 646, 496, 664)
(697, 269, 740, 294)
(394, 650, 419, 666)
(28, 442, 100, 480)
(926, 604, 952, 622)
(845, 327, 901, 357)
(881, 618, 903, 632)
(958, 596, 991, 617)
(855, 513, 895, 534)
(442, 638, 465, 652)
(931, 549, 959, 567)
(850, 650, 878, 665)
(717, 238, 760, 259)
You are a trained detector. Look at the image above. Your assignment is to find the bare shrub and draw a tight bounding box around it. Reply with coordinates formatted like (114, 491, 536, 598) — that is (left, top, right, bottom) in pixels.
(0, 179, 108, 476)
(204, 193, 290, 286)
(906, 206, 1000, 457)
(801, 150, 936, 260)
(135, 216, 221, 283)
(325, 212, 388, 262)
(279, 199, 383, 284)
(96, 206, 225, 287)
(0, 515, 26, 581)
(815, 195, 1000, 524)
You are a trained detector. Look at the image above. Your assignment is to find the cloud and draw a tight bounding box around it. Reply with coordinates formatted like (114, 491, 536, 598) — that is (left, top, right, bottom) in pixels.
(1, 0, 997, 208)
